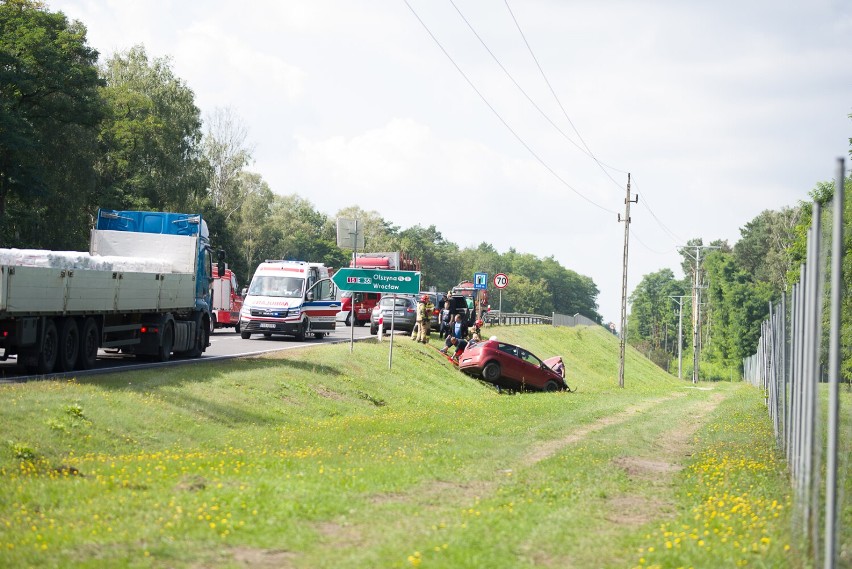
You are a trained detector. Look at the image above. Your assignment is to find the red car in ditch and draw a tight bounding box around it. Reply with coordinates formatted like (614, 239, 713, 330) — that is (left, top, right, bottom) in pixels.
(458, 339, 568, 392)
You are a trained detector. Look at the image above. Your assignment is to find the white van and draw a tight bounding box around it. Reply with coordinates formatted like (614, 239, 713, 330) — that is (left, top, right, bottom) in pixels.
(239, 261, 339, 340)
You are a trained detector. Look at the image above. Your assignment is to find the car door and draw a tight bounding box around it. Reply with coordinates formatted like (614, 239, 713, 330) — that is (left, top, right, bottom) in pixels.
(304, 278, 340, 332)
(517, 348, 547, 388)
(496, 343, 524, 382)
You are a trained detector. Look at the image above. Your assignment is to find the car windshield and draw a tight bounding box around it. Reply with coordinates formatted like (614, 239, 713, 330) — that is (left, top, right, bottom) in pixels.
(247, 275, 304, 298)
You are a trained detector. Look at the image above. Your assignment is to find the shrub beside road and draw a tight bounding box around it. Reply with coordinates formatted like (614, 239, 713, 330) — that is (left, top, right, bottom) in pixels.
(0, 325, 845, 568)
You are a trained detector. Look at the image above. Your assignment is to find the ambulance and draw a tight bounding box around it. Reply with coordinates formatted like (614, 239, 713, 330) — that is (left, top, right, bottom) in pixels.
(239, 261, 339, 340)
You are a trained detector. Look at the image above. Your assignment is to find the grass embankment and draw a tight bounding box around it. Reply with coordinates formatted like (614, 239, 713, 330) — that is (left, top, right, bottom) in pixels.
(0, 325, 837, 568)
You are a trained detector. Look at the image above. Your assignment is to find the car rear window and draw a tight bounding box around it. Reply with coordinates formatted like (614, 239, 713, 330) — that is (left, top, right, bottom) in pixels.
(380, 298, 412, 308)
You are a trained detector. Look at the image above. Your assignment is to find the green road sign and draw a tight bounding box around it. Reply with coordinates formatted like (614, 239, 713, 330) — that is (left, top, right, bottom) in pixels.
(332, 268, 421, 295)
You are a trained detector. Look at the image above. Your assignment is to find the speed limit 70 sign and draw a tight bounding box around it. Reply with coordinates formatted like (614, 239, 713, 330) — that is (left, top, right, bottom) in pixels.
(494, 273, 509, 289)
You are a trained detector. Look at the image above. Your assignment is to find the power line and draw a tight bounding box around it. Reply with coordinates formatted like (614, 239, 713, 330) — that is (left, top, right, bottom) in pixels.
(449, 0, 621, 194)
(503, 2, 690, 253)
(504, 0, 627, 189)
(630, 229, 674, 255)
(403, 0, 617, 215)
(630, 176, 686, 245)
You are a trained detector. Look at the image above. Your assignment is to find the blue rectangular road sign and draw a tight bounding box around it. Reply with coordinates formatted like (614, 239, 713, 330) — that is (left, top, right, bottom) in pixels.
(473, 272, 488, 290)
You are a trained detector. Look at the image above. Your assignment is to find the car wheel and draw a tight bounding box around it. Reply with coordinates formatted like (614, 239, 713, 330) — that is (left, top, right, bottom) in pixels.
(370, 325, 378, 335)
(241, 330, 251, 340)
(543, 380, 559, 392)
(482, 361, 501, 382)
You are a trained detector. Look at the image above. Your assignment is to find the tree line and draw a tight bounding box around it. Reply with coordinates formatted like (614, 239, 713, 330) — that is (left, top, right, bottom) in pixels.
(627, 146, 852, 381)
(0, 1, 603, 321)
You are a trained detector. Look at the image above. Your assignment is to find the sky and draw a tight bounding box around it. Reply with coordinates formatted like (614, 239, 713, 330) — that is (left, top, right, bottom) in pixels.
(49, 0, 852, 324)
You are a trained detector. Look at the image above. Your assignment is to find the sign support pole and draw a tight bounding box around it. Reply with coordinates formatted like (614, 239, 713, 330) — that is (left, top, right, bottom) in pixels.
(349, 220, 357, 353)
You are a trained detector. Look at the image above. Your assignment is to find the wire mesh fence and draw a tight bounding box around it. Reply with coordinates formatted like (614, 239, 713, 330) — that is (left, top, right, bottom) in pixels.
(743, 158, 849, 568)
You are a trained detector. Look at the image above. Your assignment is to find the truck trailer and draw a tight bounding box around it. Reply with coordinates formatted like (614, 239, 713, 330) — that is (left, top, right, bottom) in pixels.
(0, 209, 222, 375)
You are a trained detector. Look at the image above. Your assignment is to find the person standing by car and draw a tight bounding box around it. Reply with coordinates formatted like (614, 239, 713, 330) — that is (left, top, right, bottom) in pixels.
(414, 294, 434, 343)
(552, 357, 565, 379)
(439, 300, 452, 337)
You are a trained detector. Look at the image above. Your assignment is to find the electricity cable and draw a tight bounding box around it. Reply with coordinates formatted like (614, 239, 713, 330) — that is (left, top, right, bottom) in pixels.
(449, 0, 621, 193)
(504, 0, 627, 188)
(403, 0, 617, 215)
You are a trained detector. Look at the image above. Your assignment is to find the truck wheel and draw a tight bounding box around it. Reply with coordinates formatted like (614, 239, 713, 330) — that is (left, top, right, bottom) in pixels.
(482, 361, 501, 382)
(157, 323, 174, 362)
(56, 318, 80, 372)
(344, 314, 351, 326)
(235, 321, 241, 334)
(34, 319, 59, 375)
(188, 317, 208, 358)
(210, 314, 217, 335)
(78, 317, 99, 370)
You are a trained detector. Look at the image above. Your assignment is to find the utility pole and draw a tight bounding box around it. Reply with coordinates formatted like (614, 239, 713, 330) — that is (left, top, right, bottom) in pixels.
(617, 173, 637, 389)
(678, 245, 720, 383)
(669, 295, 688, 380)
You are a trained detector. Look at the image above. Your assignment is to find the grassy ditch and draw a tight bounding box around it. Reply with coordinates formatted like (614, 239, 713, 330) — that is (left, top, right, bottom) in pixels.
(0, 325, 834, 568)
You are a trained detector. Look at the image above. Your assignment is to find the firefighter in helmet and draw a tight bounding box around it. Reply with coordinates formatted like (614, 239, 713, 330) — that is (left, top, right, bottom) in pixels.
(415, 294, 434, 343)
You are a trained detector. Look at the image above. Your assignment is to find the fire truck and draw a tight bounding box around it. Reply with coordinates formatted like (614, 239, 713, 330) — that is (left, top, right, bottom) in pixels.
(211, 264, 243, 333)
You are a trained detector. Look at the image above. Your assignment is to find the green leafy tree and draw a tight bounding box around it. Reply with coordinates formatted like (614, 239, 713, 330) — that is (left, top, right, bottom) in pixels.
(627, 268, 686, 352)
(734, 207, 801, 294)
(501, 274, 552, 314)
(96, 45, 207, 212)
(0, 0, 104, 248)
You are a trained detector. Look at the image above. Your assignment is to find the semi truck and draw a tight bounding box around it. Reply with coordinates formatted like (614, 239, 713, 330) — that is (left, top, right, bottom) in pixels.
(211, 264, 243, 333)
(0, 209, 222, 375)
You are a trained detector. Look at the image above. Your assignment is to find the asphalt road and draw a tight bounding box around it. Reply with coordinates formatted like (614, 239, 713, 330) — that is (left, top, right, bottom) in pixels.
(0, 323, 376, 383)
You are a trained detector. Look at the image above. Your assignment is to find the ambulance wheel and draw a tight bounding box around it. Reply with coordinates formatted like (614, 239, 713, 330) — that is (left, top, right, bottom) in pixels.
(295, 319, 308, 341)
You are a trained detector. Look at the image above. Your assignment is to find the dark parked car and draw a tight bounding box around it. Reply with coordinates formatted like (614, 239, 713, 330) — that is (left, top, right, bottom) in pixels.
(458, 339, 567, 392)
(370, 295, 417, 335)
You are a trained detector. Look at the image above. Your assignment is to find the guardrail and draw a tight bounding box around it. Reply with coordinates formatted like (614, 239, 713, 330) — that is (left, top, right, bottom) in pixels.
(484, 312, 552, 326)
